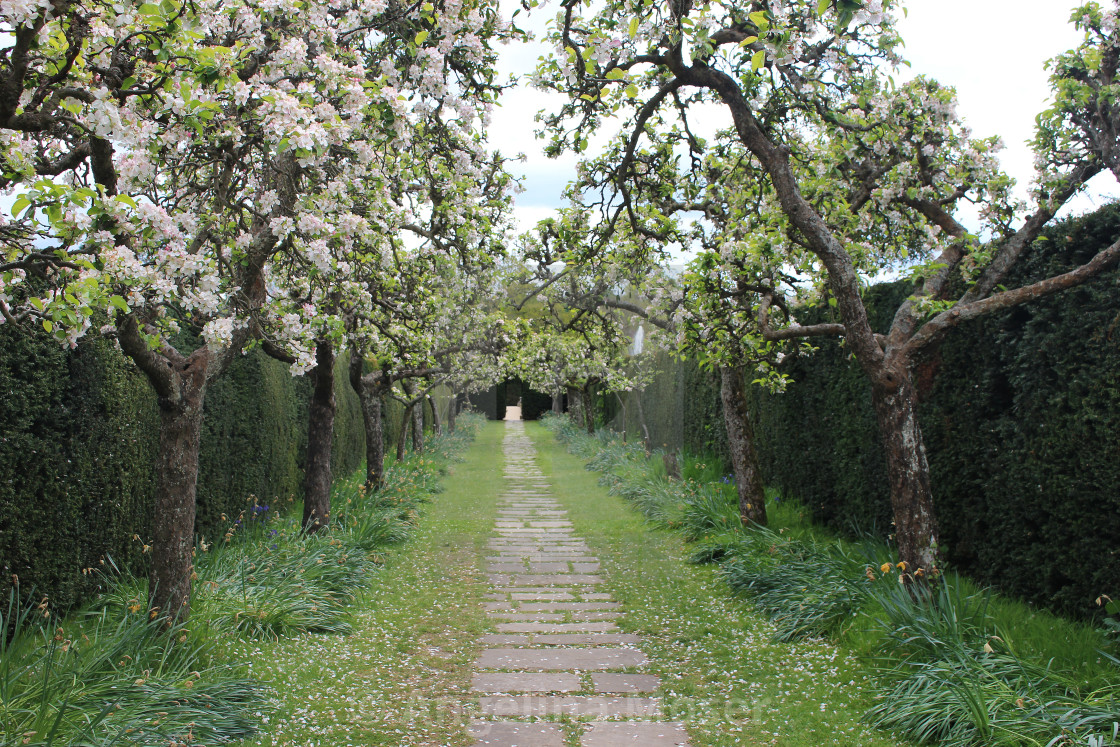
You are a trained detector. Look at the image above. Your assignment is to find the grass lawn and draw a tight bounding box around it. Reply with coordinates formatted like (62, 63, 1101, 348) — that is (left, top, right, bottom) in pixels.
(526, 421, 910, 747)
(226, 422, 505, 747)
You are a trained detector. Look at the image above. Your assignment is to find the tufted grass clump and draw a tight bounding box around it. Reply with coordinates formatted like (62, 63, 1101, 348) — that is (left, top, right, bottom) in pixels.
(1, 589, 263, 747)
(543, 414, 1120, 747)
(1, 415, 481, 747)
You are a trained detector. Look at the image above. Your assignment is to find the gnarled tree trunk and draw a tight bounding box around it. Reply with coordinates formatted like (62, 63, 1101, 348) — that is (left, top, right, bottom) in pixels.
(428, 394, 442, 436)
(870, 364, 939, 576)
(151, 375, 206, 623)
(582, 381, 595, 434)
(412, 397, 424, 453)
(349, 350, 386, 491)
(552, 390, 563, 415)
(117, 316, 235, 625)
(303, 341, 335, 533)
(396, 405, 411, 462)
(720, 366, 767, 526)
(634, 388, 652, 453)
(448, 390, 458, 432)
(566, 386, 581, 427)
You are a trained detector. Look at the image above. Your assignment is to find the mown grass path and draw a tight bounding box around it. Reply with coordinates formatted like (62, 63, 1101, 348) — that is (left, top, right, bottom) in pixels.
(525, 422, 908, 747)
(227, 424, 503, 747)
(230, 421, 907, 746)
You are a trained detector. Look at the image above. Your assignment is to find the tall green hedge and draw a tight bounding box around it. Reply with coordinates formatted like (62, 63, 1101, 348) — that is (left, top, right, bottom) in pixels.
(607, 204, 1120, 618)
(0, 333, 365, 612)
(748, 204, 1120, 618)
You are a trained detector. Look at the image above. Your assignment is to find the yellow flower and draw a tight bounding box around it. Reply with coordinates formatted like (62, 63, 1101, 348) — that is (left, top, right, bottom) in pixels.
(896, 561, 908, 571)
(880, 562, 892, 574)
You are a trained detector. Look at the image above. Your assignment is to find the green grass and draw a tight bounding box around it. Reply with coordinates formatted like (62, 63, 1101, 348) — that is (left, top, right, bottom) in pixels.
(224, 417, 500, 746)
(527, 421, 908, 747)
(0, 589, 263, 747)
(542, 415, 1120, 746)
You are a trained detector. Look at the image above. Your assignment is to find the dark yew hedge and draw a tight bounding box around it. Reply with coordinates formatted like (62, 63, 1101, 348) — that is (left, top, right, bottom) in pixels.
(606, 356, 730, 466)
(0, 332, 365, 613)
(520, 385, 554, 421)
(748, 203, 1120, 618)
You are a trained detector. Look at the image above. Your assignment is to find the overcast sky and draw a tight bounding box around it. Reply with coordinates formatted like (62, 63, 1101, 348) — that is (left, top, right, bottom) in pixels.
(488, 0, 1118, 237)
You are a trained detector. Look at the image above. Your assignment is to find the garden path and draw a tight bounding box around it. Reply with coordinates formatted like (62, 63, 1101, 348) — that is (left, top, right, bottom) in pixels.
(467, 422, 690, 746)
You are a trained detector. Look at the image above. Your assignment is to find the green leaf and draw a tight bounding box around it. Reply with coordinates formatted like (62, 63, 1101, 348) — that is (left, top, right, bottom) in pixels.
(42, 319, 53, 333)
(114, 194, 138, 209)
(605, 67, 625, 80)
(139, 3, 160, 15)
(628, 17, 639, 38)
(11, 196, 30, 218)
(109, 295, 131, 314)
(816, 0, 830, 15)
(29, 297, 45, 312)
(828, 297, 838, 307)
(749, 10, 769, 28)
(414, 30, 429, 45)
(751, 49, 766, 71)
(624, 84, 639, 98)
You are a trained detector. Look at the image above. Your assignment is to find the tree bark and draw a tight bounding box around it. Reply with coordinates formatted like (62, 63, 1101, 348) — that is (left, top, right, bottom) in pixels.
(115, 314, 248, 625)
(634, 388, 652, 453)
(412, 397, 424, 453)
(448, 390, 458, 432)
(552, 390, 563, 415)
(396, 405, 411, 462)
(615, 392, 628, 443)
(302, 341, 335, 533)
(349, 350, 386, 491)
(428, 393, 442, 436)
(720, 366, 767, 526)
(583, 381, 595, 434)
(567, 386, 581, 427)
(870, 365, 940, 576)
(151, 377, 205, 623)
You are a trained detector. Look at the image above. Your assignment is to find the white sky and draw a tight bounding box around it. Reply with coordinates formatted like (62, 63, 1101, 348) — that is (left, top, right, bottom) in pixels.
(488, 0, 1119, 237)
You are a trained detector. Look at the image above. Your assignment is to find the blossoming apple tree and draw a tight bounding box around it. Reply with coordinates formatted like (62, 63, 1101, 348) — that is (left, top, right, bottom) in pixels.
(533, 0, 1120, 575)
(1, 0, 510, 618)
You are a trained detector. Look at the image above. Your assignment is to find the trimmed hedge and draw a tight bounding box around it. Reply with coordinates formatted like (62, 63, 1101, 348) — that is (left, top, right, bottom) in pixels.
(609, 203, 1120, 619)
(520, 383, 553, 421)
(0, 333, 365, 613)
(606, 355, 729, 466)
(749, 204, 1120, 618)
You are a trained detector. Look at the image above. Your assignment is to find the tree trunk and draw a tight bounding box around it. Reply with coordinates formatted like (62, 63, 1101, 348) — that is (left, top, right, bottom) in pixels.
(615, 393, 628, 443)
(634, 388, 652, 453)
(396, 405, 411, 462)
(552, 390, 563, 415)
(567, 386, 581, 427)
(411, 399, 424, 454)
(662, 451, 680, 479)
(870, 366, 940, 577)
(429, 394, 442, 436)
(448, 391, 458, 432)
(150, 382, 205, 623)
(583, 382, 595, 434)
(349, 350, 385, 491)
(720, 366, 767, 526)
(302, 341, 335, 533)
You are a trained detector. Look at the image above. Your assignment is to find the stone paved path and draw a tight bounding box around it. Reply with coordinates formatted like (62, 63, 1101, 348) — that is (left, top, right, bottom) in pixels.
(467, 422, 690, 746)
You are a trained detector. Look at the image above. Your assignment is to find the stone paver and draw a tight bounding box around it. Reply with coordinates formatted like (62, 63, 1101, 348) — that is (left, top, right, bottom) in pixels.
(468, 722, 565, 746)
(495, 621, 619, 633)
(580, 722, 692, 746)
(471, 673, 582, 693)
(479, 695, 661, 717)
(466, 422, 689, 746)
(591, 673, 662, 693)
(476, 647, 647, 670)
